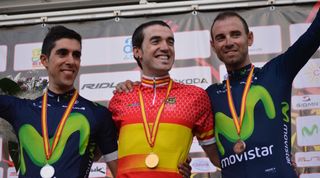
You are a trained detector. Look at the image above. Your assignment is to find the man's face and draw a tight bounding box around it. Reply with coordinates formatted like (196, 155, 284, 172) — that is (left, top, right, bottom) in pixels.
(134, 24, 175, 77)
(41, 38, 81, 93)
(211, 16, 253, 71)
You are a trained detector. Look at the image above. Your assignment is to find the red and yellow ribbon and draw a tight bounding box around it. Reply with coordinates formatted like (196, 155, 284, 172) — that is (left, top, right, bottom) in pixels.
(41, 90, 78, 160)
(138, 79, 173, 148)
(226, 65, 254, 135)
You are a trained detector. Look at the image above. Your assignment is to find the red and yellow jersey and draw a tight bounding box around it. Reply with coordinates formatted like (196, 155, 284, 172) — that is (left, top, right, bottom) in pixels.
(109, 75, 215, 178)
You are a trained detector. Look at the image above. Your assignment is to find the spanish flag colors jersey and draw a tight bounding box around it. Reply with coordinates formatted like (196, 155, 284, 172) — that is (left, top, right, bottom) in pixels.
(109, 75, 215, 178)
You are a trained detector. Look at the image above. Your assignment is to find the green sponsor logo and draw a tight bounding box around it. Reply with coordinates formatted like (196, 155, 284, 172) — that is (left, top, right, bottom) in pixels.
(18, 113, 90, 175)
(302, 124, 319, 136)
(215, 85, 276, 156)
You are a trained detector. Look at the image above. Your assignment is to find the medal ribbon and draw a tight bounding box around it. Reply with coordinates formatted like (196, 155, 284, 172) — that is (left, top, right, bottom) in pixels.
(138, 79, 173, 147)
(41, 90, 78, 160)
(226, 65, 254, 135)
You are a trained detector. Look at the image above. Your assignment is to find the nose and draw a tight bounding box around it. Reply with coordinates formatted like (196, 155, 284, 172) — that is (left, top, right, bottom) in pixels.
(224, 36, 234, 49)
(65, 53, 76, 64)
(160, 41, 170, 51)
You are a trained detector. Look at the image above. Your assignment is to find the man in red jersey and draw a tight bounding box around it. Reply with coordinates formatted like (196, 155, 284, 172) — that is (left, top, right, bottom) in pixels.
(109, 20, 220, 178)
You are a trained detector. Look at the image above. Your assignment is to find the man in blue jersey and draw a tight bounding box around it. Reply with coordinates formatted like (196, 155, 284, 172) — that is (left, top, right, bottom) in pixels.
(116, 8, 320, 178)
(0, 26, 118, 178)
(206, 9, 320, 178)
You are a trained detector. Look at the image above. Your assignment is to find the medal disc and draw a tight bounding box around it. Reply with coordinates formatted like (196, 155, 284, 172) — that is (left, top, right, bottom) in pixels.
(233, 140, 246, 154)
(145, 153, 159, 168)
(40, 164, 55, 178)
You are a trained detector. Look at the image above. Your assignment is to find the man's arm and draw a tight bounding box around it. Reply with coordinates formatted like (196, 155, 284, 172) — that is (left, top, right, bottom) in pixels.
(201, 143, 221, 168)
(107, 159, 118, 177)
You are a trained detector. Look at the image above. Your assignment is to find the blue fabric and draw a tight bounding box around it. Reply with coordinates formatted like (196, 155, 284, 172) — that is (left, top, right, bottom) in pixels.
(0, 89, 118, 178)
(206, 9, 320, 178)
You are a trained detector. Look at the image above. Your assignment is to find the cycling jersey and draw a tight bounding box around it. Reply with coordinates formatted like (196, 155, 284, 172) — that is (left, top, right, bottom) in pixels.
(109, 75, 215, 178)
(206, 9, 320, 178)
(0, 89, 118, 178)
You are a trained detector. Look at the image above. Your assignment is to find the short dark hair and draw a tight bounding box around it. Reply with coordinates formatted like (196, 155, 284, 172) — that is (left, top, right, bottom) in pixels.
(210, 11, 249, 40)
(132, 20, 171, 69)
(41, 25, 82, 57)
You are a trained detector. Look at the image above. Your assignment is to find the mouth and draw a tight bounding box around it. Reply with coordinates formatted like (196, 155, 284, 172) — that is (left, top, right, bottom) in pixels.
(156, 54, 170, 60)
(61, 69, 75, 75)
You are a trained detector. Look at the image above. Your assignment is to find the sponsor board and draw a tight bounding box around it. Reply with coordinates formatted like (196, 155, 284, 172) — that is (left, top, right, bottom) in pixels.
(79, 71, 140, 101)
(249, 25, 282, 55)
(296, 116, 320, 146)
(174, 30, 211, 60)
(191, 157, 217, 173)
(293, 59, 320, 88)
(0, 45, 7, 72)
(14, 43, 44, 71)
(89, 162, 107, 178)
(292, 95, 320, 110)
(169, 66, 212, 89)
(219, 62, 265, 82)
(295, 151, 320, 167)
(290, 23, 320, 50)
(81, 36, 135, 66)
(7, 167, 18, 178)
(300, 173, 320, 178)
(80, 66, 212, 101)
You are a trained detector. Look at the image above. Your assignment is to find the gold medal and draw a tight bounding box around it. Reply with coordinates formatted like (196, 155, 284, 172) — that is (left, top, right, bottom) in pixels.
(145, 153, 159, 169)
(233, 139, 246, 154)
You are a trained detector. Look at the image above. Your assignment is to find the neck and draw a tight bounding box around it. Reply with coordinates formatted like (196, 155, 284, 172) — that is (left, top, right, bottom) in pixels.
(48, 85, 74, 95)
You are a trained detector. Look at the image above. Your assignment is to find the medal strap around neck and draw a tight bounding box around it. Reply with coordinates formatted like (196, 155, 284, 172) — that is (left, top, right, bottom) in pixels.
(226, 65, 254, 135)
(138, 79, 173, 148)
(41, 90, 78, 160)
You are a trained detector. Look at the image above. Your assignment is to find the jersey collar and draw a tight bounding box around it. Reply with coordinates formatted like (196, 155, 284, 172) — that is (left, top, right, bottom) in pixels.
(141, 74, 171, 88)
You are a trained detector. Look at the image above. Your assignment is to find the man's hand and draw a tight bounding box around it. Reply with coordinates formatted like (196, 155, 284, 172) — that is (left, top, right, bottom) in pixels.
(113, 80, 139, 93)
(178, 157, 192, 178)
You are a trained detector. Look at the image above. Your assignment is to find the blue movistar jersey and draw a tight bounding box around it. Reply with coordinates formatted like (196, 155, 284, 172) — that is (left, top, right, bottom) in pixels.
(206, 9, 320, 178)
(0, 89, 118, 178)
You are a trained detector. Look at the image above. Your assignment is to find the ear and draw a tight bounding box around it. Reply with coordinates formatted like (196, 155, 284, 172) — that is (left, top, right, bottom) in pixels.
(40, 54, 49, 69)
(133, 47, 142, 60)
(247, 31, 254, 47)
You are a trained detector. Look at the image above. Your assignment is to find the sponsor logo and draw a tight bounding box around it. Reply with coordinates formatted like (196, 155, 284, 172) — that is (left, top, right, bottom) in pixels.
(166, 97, 176, 104)
(31, 48, 42, 68)
(221, 145, 274, 168)
(122, 37, 133, 60)
(292, 95, 320, 110)
(89, 162, 107, 177)
(295, 151, 320, 167)
(296, 116, 320, 146)
(81, 82, 117, 90)
(175, 78, 208, 85)
(302, 124, 319, 137)
(191, 158, 216, 173)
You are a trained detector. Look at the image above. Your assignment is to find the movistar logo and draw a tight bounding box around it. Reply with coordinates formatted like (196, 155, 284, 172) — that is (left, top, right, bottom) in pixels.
(302, 124, 319, 136)
(215, 85, 276, 156)
(18, 113, 90, 175)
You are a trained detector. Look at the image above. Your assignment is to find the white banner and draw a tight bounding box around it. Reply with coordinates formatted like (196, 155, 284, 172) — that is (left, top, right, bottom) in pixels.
(0, 45, 7, 72)
(293, 59, 320, 88)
